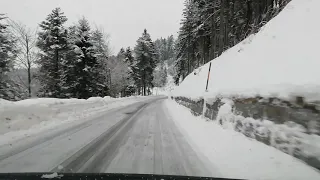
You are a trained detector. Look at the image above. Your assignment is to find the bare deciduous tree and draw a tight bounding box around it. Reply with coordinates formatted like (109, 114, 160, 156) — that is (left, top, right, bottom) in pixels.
(8, 19, 38, 97)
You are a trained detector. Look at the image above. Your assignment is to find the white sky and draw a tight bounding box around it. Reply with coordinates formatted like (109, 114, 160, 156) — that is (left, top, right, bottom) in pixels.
(1, 0, 184, 54)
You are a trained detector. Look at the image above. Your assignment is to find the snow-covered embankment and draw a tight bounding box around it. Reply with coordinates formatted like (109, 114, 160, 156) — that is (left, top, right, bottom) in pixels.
(170, 0, 320, 173)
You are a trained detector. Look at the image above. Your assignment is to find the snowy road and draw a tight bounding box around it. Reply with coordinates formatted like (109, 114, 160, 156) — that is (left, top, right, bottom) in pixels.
(0, 97, 212, 177)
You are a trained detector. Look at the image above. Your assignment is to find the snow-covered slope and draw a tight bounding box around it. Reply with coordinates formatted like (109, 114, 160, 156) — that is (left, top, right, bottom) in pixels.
(173, 0, 320, 102)
(165, 99, 320, 180)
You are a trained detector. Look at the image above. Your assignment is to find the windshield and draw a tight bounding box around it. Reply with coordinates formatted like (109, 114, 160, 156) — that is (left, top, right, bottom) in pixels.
(0, 0, 320, 180)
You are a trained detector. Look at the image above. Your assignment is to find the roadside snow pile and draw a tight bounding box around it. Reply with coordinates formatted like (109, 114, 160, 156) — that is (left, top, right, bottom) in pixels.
(165, 100, 320, 180)
(15, 98, 88, 107)
(0, 99, 13, 106)
(86, 97, 105, 102)
(172, 0, 320, 102)
(0, 96, 151, 137)
(0, 103, 57, 135)
(215, 99, 320, 165)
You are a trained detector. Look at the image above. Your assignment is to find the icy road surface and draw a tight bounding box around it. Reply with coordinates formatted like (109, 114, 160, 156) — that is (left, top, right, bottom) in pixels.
(0, 97, 212, 176)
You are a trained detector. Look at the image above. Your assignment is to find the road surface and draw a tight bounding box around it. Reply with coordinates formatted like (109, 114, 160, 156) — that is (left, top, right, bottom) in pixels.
(0, 97, 212, 177)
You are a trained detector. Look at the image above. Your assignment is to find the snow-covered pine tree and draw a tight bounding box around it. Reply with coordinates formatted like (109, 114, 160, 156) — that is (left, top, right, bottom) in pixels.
(154, 35, 176, 67)
(70, 17, 104, 99)
(91, 28, 110, 97)
(152, 62, 167, 88)
(0, 14, 18, 100)
(109, 48, 132, 97)
(160, 63, 168, 86)
(154, 37, 167, 63)
(118, 48, 125, 57)
(122, 47, 136, 96)
(129, 58, 141, 95)
(133, 29, 158, 96)
(124, 47, 134, 65)
(126, 47, 140, 94)
(36, 7, 68, 97)
(166, 35, 176, 61)
(59, 25, 78, 98)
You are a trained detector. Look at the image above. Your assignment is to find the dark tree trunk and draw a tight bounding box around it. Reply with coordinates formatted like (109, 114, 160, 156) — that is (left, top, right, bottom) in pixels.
(187, 33, 191, 74)
(246, 0, 253, 36)
(224, 0, 230, 50)
(55, 49, 59, 97)
(219, 0, 225, 55)
(210, 1, 216, 60)
(26, 35, 31, 97)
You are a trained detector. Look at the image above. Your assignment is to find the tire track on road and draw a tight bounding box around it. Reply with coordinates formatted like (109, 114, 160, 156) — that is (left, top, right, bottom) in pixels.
(0, 99, 155, 162)
(51, 100, 155, 173)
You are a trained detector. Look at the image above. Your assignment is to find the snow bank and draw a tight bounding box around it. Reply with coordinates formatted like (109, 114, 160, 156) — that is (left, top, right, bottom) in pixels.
(172, 0, 320, 102)
(216, 99, 320, 163)
(0, 99, 13, 107)
(0, 96, 152, 143)
(15, 98, 88, 107)
(86, 97, 104, 102)
(41, 173, 63, 179)
(0, 104, 57, 135)
(165, 99, 320, 180)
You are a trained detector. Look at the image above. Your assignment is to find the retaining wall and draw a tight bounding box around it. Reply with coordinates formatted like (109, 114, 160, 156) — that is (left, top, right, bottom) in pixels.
(173, 96, 320, 170)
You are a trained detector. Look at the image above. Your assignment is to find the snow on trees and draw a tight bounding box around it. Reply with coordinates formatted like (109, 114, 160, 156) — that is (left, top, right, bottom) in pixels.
(0, 14, 22, 100)
(36, 7, 68, 97)
(153, 62, 167, 88)
(8, 20, 38, 98)
(174, 0, 292, 84)
(61, 17, 107, 99)
(133, 29, 158, 96)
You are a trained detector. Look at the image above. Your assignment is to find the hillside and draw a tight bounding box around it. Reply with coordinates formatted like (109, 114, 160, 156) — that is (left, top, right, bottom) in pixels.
(172, 0, 320, 103)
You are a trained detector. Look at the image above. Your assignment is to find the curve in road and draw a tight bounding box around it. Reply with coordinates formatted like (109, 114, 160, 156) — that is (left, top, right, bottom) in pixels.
(0, 97, 213, 177)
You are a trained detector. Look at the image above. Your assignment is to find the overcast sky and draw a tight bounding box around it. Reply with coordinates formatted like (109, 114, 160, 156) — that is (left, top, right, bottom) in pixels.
(1, 0, 184, 54)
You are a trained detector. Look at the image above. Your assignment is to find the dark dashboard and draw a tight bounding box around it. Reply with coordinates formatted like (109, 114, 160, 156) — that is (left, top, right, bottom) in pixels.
(0, 173, 243, 180)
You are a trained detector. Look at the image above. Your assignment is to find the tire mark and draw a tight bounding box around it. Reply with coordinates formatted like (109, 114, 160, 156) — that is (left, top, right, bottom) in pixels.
(154, 102, 164, 174)
(0, 100, 153, 162)
(51, 101, 152, 173)
(0, 122, 91, 162)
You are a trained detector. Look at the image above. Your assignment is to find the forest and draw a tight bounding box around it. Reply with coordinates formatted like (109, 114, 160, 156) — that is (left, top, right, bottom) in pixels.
(0, 8, 173, 100)
(174, 0, 291, 84)
(0, 0, 290, 100)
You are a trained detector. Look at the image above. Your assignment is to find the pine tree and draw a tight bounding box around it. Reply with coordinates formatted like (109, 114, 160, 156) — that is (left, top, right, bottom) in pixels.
(124, 47, 134, 65)
(109, 48, 132, 97)
(133, 29, 158, 96)
(160, 65, 168, 86)
(0, 14, 18, 100)
(69, 17, 104, 99)
(36, 7, 68, 97)
(118, 48, 125, 58)
(166, 35, 176, 61)
(123, 47, 135, 96)
(175, 0, 198, 79)
(91, 28, 110, 96)
(59, 25, 79, 98)
(153, 62, 168, 88)
(154, 36, 176, 67)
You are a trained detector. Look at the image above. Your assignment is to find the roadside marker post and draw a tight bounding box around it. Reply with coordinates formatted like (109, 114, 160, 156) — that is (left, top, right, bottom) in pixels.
(205, 62, 212, 92)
